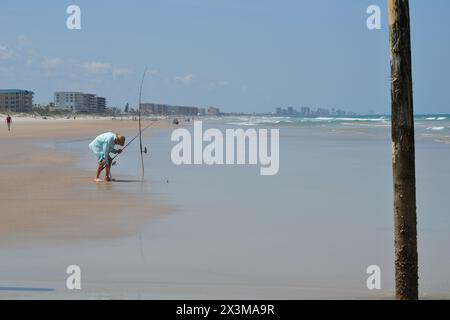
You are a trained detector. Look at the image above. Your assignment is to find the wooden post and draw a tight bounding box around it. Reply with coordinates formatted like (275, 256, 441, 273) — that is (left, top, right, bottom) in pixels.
(387, 0, 418, 300)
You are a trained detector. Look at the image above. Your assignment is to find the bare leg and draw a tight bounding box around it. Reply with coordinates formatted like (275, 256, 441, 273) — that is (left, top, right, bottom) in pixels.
(105, 164, 111, 181)
(95, 160, 107, 182)
(103, 156, 112, 181)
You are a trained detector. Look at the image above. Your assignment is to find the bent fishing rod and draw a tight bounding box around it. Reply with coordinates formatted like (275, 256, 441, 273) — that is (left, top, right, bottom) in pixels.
(101, 121, 156, 169)
(107, 68, 150, 179)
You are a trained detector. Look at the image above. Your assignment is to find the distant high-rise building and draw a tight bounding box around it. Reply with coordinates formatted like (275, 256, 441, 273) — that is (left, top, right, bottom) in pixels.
(96, 97, 107, 113)
(198, 108, 206, 116)
(83, 93, 97, 113)
(0, 89, 34, 112)
(54, 92, 106, 113)
(54, 92, 86, 112)
(140, 103, 199, 116)
(300, 106, 311, 116)
(316, 108, 330, 116)
(208, 106, 220, 116)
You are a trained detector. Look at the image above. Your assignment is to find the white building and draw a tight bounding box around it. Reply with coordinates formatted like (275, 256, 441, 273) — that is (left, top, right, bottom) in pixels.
(54, 92, 86, 112)
(0, 89, 34, 112)
(54, 92, 106, 113)
(207, 106, 220, 116)
(95, 97, 106, 113)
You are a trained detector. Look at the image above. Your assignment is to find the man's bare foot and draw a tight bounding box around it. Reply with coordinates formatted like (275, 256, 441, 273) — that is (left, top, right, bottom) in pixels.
(94, 178, 103, 182)
(105, 176, 111, 182)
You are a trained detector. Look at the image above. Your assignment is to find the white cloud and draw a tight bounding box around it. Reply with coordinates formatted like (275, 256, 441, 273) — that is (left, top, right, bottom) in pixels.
(174, 74, 194, 85)
(0, 45, 14, 60)
(16, 35, 33, 47)
(217, 81, 229, 87)
(207, 80, 230, 90)
(41, 57, 64, 70)
(112, 67, 132, 78)
(84, 61, 112, 74)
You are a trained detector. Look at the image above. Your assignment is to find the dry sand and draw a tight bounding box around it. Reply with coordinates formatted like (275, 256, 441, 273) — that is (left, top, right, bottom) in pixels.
(0, 118, 175, 245)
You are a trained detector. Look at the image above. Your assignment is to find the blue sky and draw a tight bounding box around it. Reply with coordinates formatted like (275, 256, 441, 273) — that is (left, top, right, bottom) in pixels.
(0, 0, 449, 114)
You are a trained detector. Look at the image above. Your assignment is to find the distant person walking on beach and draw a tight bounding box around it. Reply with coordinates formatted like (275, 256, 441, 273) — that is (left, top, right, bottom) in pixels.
(89, 132, 125, 182)
(5, 115, 12, 131)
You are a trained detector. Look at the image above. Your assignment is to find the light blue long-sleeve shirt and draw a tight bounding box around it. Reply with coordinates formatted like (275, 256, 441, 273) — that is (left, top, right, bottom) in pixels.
(88, 132, 119, 165)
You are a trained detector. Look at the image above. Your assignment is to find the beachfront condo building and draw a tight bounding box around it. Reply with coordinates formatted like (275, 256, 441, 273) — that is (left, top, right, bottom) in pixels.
(207, 106, 221, 116)
(96, 97, 106, 113)
(140, 103, 200, 116)
(0, 89, 34, 112)
(54, 92, 107, 113)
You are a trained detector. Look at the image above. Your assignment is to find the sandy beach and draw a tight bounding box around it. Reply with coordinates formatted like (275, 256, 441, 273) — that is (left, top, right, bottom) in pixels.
(0, 117, 175, 244)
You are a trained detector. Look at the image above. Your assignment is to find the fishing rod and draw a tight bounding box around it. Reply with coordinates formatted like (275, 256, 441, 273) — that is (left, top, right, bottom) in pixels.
(114, 122, 153, 158)
(107, 67, 149, 180)
(102, 121, 156, 169)
(138, 68, 147, 181)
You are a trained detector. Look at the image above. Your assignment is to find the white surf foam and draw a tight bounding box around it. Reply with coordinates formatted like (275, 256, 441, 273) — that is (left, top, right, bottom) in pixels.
(426, 126, 446, 131)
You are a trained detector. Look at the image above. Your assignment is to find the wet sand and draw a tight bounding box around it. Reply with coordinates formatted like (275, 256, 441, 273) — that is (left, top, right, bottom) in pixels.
(0, 118, 174, 244)
(1, 117, 449, 299)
